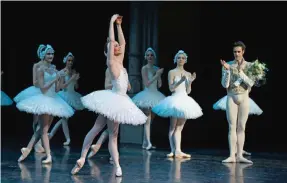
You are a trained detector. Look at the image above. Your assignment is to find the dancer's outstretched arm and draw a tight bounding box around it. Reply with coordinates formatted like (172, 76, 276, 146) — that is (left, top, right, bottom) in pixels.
(116, 16, 126, 56)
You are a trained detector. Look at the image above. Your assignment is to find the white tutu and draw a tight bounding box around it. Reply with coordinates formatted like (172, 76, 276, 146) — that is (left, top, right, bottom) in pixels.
(81, 90, 147, 125)
(58, 91, 84, 110)
(132, 88, 166, 109)
(152, 92, 203, 119)
(213, 95, 263, 115)
(14, 86, 41, 103)
(16, 93, 74, 118)
(1, 91, 13, 106)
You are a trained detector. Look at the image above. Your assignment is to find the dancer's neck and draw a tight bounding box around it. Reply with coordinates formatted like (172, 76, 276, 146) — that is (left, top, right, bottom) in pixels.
(176, 65, 184, 71)
(43, 60, 51, 67)
(235, 58, 244, 65)
(147, 63, 154, 69)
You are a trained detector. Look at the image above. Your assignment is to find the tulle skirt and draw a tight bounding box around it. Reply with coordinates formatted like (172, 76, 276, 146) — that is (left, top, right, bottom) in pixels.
(1, 91, 13, 106)
(14, 86, 41, 103)
(81, 90, 147, 125)
(152, 92, 203, 119)
(16, 93, 74, 118)
(132, 88, 165, 109)
(58, 91, 84, 110)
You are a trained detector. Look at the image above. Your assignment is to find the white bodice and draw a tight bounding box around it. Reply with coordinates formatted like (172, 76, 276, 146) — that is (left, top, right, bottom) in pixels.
(43, 71, 57, 97)
(63, 75, 76, 92)
(146, 69, 158, 91)
(173, 75, 188, 95)
(112, 69, 129, 95)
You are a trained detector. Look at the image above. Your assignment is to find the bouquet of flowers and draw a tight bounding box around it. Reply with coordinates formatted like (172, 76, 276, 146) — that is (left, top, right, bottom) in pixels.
(244, 59, 269, 87)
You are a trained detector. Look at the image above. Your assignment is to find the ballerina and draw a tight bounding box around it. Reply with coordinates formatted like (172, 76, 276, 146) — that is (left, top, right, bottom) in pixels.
(14, 44, 49, 153)
(132, 47, 165, 150)
(152, 50, 203, 158)
(48, 52, 83, 146)
(17, 44, 74, 164)
(71, 14, 147, 177)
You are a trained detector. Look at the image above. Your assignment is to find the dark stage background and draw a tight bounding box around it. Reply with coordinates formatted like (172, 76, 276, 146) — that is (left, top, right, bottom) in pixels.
(1, 2, 284, 153)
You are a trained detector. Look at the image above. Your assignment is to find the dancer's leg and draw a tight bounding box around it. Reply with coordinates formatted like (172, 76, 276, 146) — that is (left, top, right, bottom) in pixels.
(61, 118, 71, 145)
(41, 115, 54, 164)
(167, 118, 177, 157)
(143, 109, 153, 150)
(107, 119, 121, 177)
(222, 95, 238, 163)
(48, 118, 63, 140)
(174, 118, 190, 158)
(88, 127, 109, 158)
(71, 114, 107, 174)
(236, 93, 252, 164)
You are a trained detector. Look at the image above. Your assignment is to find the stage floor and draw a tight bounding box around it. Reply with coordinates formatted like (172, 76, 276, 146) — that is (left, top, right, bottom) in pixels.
(2, 144, 287, 183)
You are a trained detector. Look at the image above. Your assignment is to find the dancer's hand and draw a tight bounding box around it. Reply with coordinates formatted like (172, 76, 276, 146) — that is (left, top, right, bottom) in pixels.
(111, 14, 119, 23)
(180, 74, 187, 82)
(71, 72, 79, 80)
(116, 16, 123, 25)
(220, 59, 230, 70)
(237, 64, 244, 72)
(156, 68, 164, 76)
(58, 69, 67, 77)
(62, 68, 69, 75)
(56, 73, 62, 81)
(191, 72, 196, 80)
(74, 73, 80, 80)
(128, 83, 131, 91)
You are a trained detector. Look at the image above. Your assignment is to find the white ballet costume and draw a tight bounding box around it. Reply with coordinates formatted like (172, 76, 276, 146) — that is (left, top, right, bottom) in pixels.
(14, 86, 41, 103)
(1, 91, 13, 106)
(81, 68, 147, 125)
(152, 76, 203, 119)
(213, 95, 263, 115)
(16, 71, 74, 118)
(132, 69, 165, 109)
(58, 75, 84, 110)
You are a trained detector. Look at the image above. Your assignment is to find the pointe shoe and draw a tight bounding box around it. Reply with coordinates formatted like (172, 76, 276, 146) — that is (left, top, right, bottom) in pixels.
(115, 166, 122, 177)
(18, 148, 31, 162)
(63, 139, 71, 146)
(180, 152, 191, 158)
(166, 152, 174, 158)
(34, 141, 45, 153)
(145, 143, 152, 150)
(42, 155, 52, 164)
(174, 152, 191, 159)
(222, 156, 236, 163)
(71, 158, 85, 175)
(88, 144, 101, 158)
(237, 156, 253, 164)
